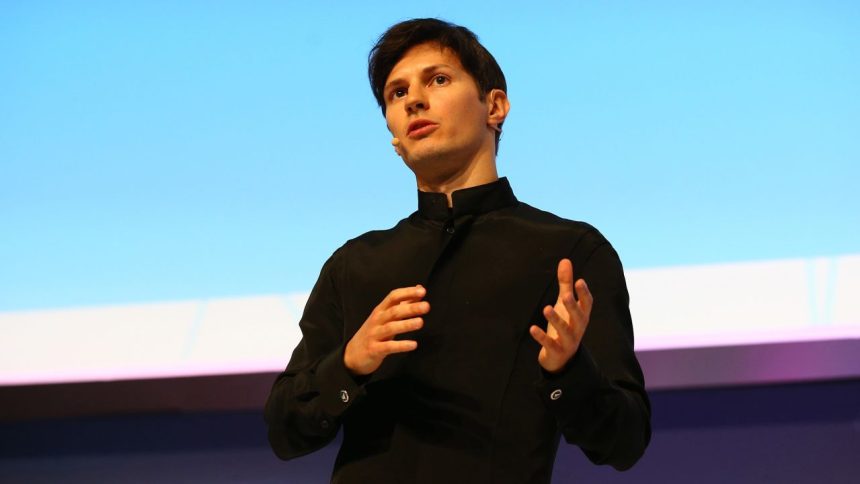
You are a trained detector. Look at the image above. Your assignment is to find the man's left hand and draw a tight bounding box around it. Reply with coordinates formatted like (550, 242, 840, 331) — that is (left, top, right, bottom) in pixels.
(529, 258, 593, 373)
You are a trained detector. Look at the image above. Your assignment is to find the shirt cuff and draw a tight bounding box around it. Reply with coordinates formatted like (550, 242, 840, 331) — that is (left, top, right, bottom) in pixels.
(316, 344, 368, 419)
(535, 344, 603, 415)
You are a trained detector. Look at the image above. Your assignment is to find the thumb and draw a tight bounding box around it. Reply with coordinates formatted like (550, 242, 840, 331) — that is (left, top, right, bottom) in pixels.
(557, 258, 574, 293)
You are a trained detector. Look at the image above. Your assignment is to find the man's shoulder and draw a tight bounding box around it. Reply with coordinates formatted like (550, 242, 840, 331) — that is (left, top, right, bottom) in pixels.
(510, 202, 609, 247)
(333, 203, 612, 256)
(337, 214, 418, 251)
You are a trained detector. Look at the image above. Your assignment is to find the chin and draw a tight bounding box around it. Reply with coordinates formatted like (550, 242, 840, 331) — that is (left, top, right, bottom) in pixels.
(403, 145, 443, 167)
(405, 152, 464, 183)
(405, 140, 463, 164)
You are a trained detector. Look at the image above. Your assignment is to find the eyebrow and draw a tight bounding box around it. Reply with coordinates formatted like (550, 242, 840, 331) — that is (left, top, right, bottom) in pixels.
(384, 64, 455, 93)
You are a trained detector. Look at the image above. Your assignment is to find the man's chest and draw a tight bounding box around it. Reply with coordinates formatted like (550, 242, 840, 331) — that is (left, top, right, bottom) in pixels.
(340, 220, 579, 363)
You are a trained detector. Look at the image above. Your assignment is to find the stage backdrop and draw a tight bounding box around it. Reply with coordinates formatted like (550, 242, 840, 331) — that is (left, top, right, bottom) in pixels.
(1, 1, 858, 385)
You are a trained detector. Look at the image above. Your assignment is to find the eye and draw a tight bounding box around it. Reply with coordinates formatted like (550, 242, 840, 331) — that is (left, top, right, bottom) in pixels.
(390, 87, 407, 100)
(432, 75, 449, 86)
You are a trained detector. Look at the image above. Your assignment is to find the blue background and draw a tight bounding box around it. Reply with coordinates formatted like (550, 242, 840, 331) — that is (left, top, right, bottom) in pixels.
(2, 1, 858, 311)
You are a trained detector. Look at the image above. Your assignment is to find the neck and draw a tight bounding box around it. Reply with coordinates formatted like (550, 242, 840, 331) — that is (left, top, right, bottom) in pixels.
(415, 155, 499, 207)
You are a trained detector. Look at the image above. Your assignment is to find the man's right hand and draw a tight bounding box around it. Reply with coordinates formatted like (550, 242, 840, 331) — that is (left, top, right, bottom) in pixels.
(343, 285, 429, 376)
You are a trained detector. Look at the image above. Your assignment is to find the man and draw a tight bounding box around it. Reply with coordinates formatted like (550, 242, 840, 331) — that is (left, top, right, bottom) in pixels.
(265, 18, 650, 483)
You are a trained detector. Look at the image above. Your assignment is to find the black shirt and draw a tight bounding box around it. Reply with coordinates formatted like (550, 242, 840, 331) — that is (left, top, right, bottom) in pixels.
(265, 178, 650, 483)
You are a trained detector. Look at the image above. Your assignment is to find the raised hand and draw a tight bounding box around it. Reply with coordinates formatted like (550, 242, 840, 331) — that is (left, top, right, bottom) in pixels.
(344, 285, 429, 376)
(529, 258, 593, 373)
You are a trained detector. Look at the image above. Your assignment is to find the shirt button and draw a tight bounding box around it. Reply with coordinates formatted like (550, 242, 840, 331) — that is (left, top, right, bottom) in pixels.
(445, 226, 455, 234)
(320, 419, 330, 429)
(340, 390, 350, 403)
(550, 389, 563, 401)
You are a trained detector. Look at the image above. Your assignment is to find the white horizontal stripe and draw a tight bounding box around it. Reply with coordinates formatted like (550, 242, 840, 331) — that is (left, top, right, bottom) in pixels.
(2, 254, 858, 385)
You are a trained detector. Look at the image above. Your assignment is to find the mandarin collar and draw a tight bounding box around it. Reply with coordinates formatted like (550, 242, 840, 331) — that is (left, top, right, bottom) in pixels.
(416, 177, 518, 221)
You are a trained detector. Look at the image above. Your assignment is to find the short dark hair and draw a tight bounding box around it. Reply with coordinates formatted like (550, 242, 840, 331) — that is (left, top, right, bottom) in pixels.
(368, 18, 507, 147)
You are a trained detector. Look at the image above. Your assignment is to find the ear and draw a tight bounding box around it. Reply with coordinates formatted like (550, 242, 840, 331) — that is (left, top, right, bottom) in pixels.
(485, 89, 510, 132)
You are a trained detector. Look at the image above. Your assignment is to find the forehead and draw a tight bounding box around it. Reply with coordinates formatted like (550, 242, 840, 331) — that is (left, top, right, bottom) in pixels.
(385, 42, 466, 83)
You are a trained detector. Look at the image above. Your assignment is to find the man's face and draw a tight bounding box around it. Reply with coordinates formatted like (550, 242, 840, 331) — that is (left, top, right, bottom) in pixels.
(383, 42, 494, 178)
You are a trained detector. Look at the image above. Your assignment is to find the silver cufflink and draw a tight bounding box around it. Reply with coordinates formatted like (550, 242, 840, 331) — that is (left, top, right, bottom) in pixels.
(550, 389, 562, 401)
(340, 390, 350, 403)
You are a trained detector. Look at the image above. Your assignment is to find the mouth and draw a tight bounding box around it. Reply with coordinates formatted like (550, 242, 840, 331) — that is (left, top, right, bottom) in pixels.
(407, 119, 439, 139)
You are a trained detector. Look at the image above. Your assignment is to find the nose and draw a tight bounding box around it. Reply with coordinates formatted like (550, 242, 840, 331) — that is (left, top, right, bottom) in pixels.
(405, 85, 428, 113)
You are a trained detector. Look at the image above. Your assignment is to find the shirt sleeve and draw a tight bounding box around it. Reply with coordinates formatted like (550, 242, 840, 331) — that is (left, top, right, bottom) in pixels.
(535, 239, 652, 470)
(264, 246, 368, 460)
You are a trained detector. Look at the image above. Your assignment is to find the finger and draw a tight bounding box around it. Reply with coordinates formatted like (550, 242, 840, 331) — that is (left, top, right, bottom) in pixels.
(575, 279, 593, 316)
(383, 300, 430, 322)
(376, 317, 424, 339)
(557, 258, 574, 299)
(529, 325, 563, 353)
(544, 305, 575, 343)
(372, 339, 418, 356)
(379, 285, 426, 310)
(399, 284, 424, 305)
(560, 290, 584, 329)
